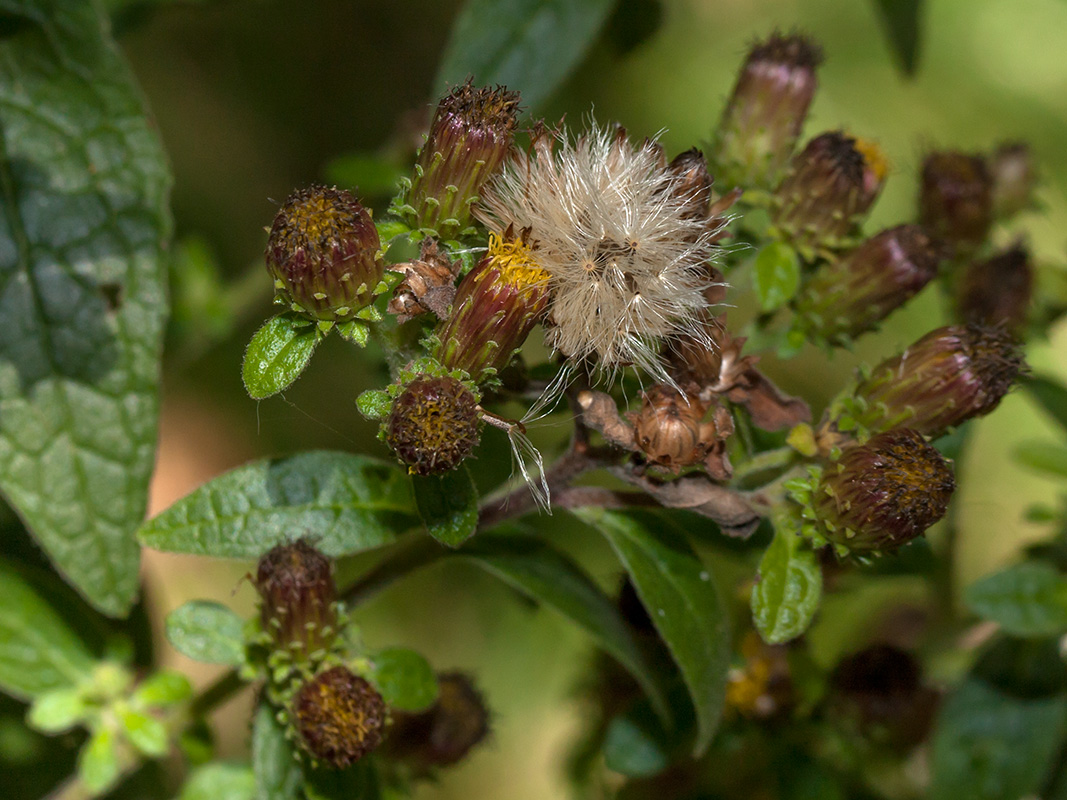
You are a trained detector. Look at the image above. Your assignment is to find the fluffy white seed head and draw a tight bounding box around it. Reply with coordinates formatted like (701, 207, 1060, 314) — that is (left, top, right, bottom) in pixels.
(476, 123, 725, 384)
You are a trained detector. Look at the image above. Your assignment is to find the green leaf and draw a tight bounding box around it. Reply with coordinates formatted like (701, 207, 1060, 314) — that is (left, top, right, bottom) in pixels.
(436, 0, 618, 111)
(303, 761, 380, 800)
(119, 706, 168, 757)
(335, 319, 369, 346)
(325, 153, 406, 198)
(0, 0, 172, 616)
(179, 763, 256, 800)
(26, 686, 86, 732)
(753, 242, 801, 312)
(1023, 374, 1067, 434)
(576, 509, 730, 756)
(413, 467, 478, 548)
(0, 562, 95, 699)
(871, 0, 923, 76)
(460, 535, 669, 722)
(79, 727, 121, 795)
(242, 314, 320, 399)
(368, 647, 438, 712)
(752, 524, 822, 644)
(252, 701, 303, 800)
(930, 677, 1067, 800)
(965, 562, 1067, 638)
(1016, 441, 1067, 478)
(139, 452, 415, 559)
(132, 669, 193, 707)
(602, 700, 673, 777)
(165, 601, 247, 666)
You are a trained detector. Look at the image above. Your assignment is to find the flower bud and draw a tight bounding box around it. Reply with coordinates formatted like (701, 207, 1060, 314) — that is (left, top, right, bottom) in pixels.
(793, 224, 941, 342)
(629, 385, 729, 472)
(385, 375, 482, 475)
(956, 244, 1033, 333)
(990, 142, 1037, 221)
(255, 539, 338, 661)
(436, 231, 550, 383)
(848, 324, 1024, 439)
(918, 152, 993, 255)
(402, 81, 520, 238)
(772, 131, 887, 255)
(811, 428, 955, 553)
(710, 32, 823, 190)
(293, 666, 386, 768)
(666, 148, 714, 223)
(266, 185, 384, 320)
(384, 672, 489, 769)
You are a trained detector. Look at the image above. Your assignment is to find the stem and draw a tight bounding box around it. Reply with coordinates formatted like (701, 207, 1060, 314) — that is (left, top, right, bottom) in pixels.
(189, 668, 245, 718)
(340, 536, 446, 607)
(731, 445, 798, 484)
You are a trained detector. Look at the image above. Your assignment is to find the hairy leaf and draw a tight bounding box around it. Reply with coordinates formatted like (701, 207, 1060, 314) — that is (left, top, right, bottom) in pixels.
(165, 601, 247, 665)
(0, 0, 172, 615)
(752, 524, 822, 644)
(138, 451, 414, 559)
(753, 242, 800, 312)
(413, 467, 478, 548)
(368, 647, 438, 712)
(242, 313, 319, 400)
(252, 700, 303, 800)
(965, 562, 1067, 638)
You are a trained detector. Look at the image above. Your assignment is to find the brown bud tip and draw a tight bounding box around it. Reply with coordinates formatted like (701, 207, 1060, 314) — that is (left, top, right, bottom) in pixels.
(666, 149, 714, 223)
(631, 385, 723, 471)
(990, 142, 1038, 220)
(266, 185, 383, 320)
(385, 376, 482, 475)
(918, 152, 993, 254)
(255, 539, 337, 658)
(385, 672, 490, 768)
(957, 244, 1033, 333)
(293, 666, 386, 768)
(815, 428, 955, 552)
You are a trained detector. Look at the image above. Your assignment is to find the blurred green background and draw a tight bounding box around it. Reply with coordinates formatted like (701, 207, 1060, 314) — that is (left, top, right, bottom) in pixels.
(115, 1, 1067, 796)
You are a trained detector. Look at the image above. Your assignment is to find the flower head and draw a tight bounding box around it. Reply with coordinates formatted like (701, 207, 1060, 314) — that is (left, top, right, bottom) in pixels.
(477, 123, 725, 384)
(255, 539, 338, 662)
(293, 666, 386, 768)
(385, 374, 482, 475)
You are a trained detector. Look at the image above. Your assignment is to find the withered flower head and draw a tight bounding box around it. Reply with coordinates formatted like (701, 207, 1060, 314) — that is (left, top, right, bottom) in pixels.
(918, 151, 993, 255)
(266, 185, 383, 320)
(990, 142, 1038, 220)
(849, 324, 1024, 439)
(710, 31, 823, 190)
(293, 666, 386, 768)
(436, 229, 551, 383)
(402, 80, 520, 238)
(385, 375, 482, 475)
(385, 672, 490, 769)
(629, 385, 729, 473)
(956, 244, 1033, 334)
(387, 238, 461, 324)
(813, 428, 955, 553)
(773, 131, 887, 255)
(255, 539, 338, 661)
(794, 224, 941, 342)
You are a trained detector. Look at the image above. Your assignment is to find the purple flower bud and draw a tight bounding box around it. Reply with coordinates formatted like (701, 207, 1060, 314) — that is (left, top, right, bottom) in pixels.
(255, 539, 338, 661)
(956, 244, 1033, 333)
(918, 152, 993, 255)
(386, 375, 482, 475)
(293, 666, 386, 768)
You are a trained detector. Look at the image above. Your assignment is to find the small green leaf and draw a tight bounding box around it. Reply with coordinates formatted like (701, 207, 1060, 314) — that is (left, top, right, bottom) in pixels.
(0, 0, 173, 616)
(119, 707, 168, 757)
(1016, 441, 1067, 478)
(576, 509, 730, 757)
(752, 524, 822, 644)
(79, 727, 121, 795)
(965, 562, 1067, 638)
(413, 467, 478, 548)
(602, 701, 673, 777)
(303, 761, 380, 800)
(132, 669, 193, 708)
(252, 701, 303, 800)
(242, 314, 320, 399)
(753, 242, 801, 312)
(871, 0, 923, 76)
(356, 389, 392, 420)
(460, 535, 669, 722)
(165, 601, 247, 666)
(368, 648, 438, 712)
(930, 677, 1067, 800)
(436, 0, 617, 111)
(179, 762, 256, 800)
(26, 687, 86, 732)
(0, 562, 95, 699)
(336, 319, 369, 346)
(139, 452, 414, 559)
(1023, 374, 1067, 434)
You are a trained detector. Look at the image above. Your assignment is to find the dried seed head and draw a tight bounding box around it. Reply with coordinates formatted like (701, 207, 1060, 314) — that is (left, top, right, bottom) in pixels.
(255, 539, 338, 661)
(477, 122, 726, 383)
(385, 375, 482, 475)
(293, 666, 386, 768)
(385, 672, 490, 769)
(956, 244, 1033, 333)
(387, 238, 461, 323)
(402, 81, 521, 238)
(629, 385, 724, 472)
(990, 142, 1038, 220)
(436, 230, 551, 383)
(918, 151, 993, 255)
(793, 224, 941, 342)
(813, 428, 955, 553)
(773, 131, 887, 255)
(849, 324, 1024, 439)
(711, 31, 823, 190)
(266, 185, 384, 320)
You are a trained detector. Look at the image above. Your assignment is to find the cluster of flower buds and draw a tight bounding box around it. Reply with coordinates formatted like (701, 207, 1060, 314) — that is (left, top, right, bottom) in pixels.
(266, 185, 385, 321)
(292, 665, 387, 768)
(397, 80, 521, 239)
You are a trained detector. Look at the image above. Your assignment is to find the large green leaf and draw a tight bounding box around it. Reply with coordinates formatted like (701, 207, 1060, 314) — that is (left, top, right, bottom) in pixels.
(179, 763, 255, 800)
(871, 0, 924, 76)
(461, 535, 669, 721)
(1016, 441, 1067, 478)
(139, 452, 415, 559)
(252, 701, 302, 800)
(576, 509, 729, 756)
(165, 601, 247, 665)
(1023, 374, 1067, 434)
(751, 524, 822, 644)
(0, 0, 171, 615)
(436, 0, 617, 111)
(965, 562, 1067, 638)
(0, 562, 96, 699)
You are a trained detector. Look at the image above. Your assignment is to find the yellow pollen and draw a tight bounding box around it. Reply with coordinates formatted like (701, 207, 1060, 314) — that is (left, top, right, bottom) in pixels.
(291, 194, 346, 240)
(488, 232, 550, 288)
(854, 137, 889, 182)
